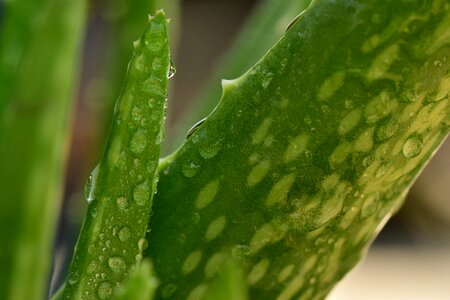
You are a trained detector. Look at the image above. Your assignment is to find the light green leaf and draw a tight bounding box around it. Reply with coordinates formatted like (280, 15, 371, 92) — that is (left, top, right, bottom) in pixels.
(204, 255, 248, 300)
(0, 0, 87, 299)
(113, 260, 158, 300)
(146, 0, 450, 299)
(61, 11, 170, 300)
(97, 0, 180, 143)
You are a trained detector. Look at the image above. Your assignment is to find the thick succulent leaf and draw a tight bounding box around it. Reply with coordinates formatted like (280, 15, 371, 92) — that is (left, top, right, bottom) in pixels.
(97, 0, 180, 141)
(0, 0, 86, 299)
(204, 256, 248, 300)
(167, 0, 312, 152)
(61, 12, 170, 300)
(146, 0, 450, 299)
(112, 260, 158, 300)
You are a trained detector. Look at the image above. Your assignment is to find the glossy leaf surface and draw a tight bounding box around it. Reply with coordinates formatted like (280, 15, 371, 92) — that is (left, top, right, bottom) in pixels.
(62, 12, 170, 300)
(146, 0, 450, 299)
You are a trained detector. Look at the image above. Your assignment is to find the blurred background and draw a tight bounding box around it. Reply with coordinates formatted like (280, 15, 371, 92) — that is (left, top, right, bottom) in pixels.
(2, 0, 449, 298)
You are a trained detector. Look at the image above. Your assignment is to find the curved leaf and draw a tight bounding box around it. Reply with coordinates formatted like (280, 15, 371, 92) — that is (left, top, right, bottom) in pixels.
(167, 0, 312, 152)
(146, 0, 450, 299)
(62, 11, 170, 300)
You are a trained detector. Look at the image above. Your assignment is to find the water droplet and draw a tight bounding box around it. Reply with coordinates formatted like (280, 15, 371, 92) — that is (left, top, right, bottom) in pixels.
(118, 227, 131, 242)
(108, 256, 126, 273)
(402, 133, 423, 158)
(199, 141, 221, 159)
(68, 271, 80, 285)
(116, 197, 128, 210)
(131, 107, 142, 122)
(130, 129, 147, 154)
(133, 181, 150, 206)
(87, 261, 98, 274)
(84, 164, 99, 203)
(91, 206, 98, 217)
(261, 72, 274, 88)
(375, 118, 398, 142)
(97, 281, 112, 299)
(168, 59, 176, 78)
(186, 118, 206, 139)
(434, 60, 442, 67)
(285, 13, 302, 32)
(182, 161, 200, 178)
(138, 238, 148, 251)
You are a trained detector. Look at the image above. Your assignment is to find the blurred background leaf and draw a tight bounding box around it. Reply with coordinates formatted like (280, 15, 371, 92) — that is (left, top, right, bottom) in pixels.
(0, 0, 87, 299)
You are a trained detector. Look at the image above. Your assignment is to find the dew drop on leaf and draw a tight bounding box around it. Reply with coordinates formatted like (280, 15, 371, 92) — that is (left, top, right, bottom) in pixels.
(182, 161, 201, 178)
(402, 133, 423, 158)
(168, 59, 176, 78)
(97, 281, 112, 299)
(116, 197, 128, 210)
(138, 238, 148, 251)
(108, 256, 126, 273)
(87, 261, 98, 274)
(133, 181, 150, 206)
(131, 107, 142, 122)
(118, 227, 131, 242)
(67, 271, 80, 285)
(84, 164, 99, 203)
(375, 117, 398, 142)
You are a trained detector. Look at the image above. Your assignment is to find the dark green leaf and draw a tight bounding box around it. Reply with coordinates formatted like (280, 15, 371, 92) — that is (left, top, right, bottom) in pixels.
(146, 0, 450, 299)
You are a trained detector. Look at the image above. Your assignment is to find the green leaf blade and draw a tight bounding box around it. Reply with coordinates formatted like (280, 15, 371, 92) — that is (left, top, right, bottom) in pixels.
(112, 260, 159, 300)
(0, 0, 87, 299)
(62, 11, 171, 300)
(146, 0, 450, 299)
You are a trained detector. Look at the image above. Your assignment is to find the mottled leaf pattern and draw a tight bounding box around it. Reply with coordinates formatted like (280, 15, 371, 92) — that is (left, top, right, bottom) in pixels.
(145, 1, 450, 299)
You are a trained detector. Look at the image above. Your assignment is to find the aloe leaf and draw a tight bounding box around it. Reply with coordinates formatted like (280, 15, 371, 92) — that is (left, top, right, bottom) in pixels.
(0, 0, 86, 299)
(204, 256, 248, 300)
(146, 0, 450, 299)
(167, 0, 312, 152)
(98, 0, 180, 140)
(112, 260, 158, 300)
(61, 11, 170, 300)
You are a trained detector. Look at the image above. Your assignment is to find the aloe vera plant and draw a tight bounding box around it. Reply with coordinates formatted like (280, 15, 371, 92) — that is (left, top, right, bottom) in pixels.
(144, 0, 450, 298)
(1, 0, 449, 300)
